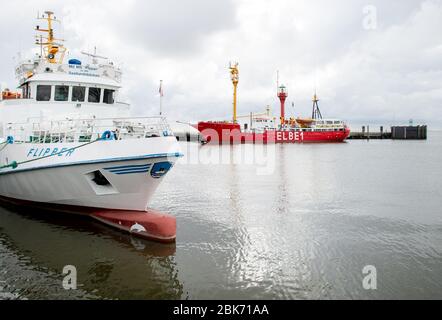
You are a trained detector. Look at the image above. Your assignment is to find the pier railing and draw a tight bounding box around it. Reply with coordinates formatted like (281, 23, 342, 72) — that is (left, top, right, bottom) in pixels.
(4, 116, 173, 144)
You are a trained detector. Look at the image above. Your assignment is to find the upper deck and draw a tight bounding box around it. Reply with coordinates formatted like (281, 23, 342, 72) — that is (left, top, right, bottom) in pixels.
(2, 10, 122, 97)
(15, 57, 122, 88)
(0, 11, 130, 124)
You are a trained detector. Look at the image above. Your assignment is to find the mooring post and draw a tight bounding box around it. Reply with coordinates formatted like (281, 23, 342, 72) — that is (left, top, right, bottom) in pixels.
(380, 126, 383, 139)
(362, 126, 365, 139)
(367, 125, 370, 141)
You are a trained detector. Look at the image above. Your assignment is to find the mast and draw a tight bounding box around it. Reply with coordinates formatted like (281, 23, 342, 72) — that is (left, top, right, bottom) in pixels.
(312, 90, 323, 120)
(276, 70, 279, 94)
(159, 80, 163, 116)
(35, 11, 66, 64)
(229, 62, 239, 123)
(81, 48, 108, 65)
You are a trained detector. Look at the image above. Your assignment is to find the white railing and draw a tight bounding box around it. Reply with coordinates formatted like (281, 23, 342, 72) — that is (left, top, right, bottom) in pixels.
(5, 116, 173, 144)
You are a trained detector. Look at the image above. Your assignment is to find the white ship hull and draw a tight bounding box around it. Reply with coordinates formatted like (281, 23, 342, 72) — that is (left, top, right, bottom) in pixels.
(0, 11, 182, 241)
(0, 137, 181, 211)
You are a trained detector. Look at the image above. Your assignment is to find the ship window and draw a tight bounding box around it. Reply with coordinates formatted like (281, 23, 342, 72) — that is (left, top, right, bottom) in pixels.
(21, 83, 30, 99)
(88, 87, 101, 103)
(54, 85, 69, 101)
(72, 86, 85, 102)
(36, 85, 51, 101)
(103, 89, 115, 104)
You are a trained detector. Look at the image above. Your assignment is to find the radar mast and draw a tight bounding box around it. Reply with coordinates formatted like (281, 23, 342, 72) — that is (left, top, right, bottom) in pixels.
(35, 11, 66, 64)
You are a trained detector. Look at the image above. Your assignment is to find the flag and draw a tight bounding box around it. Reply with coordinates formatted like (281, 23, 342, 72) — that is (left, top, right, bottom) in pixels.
(159, 80, 164, 97)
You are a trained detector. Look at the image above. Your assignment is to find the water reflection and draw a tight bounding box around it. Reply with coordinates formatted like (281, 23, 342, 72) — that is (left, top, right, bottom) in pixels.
(0, 206, 182, 299)
(2, 136, 442, 300)
(158, 140, 442, 299)
(276, 144, 289, 215)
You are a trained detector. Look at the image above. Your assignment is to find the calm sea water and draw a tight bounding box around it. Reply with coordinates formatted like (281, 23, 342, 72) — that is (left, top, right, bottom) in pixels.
(1, 132, 442, 300)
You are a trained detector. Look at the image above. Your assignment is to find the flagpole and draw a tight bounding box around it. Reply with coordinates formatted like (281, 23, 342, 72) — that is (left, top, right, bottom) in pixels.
(159, 80, 163, 116)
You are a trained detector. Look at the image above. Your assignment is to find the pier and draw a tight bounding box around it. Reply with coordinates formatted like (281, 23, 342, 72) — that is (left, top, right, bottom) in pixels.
(348, 125, 427, 140)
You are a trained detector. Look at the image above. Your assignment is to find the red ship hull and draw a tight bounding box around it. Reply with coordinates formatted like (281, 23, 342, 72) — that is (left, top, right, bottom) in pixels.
(197, 122, 350, 144)
(0, 195, 176, 243)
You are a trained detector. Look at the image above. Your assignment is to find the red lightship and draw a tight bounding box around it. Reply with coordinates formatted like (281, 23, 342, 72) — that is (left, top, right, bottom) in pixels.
(197, 64, 350, 144)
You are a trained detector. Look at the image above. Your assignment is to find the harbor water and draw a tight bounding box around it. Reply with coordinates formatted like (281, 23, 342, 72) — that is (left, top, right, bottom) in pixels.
(1, 131, 442, 300)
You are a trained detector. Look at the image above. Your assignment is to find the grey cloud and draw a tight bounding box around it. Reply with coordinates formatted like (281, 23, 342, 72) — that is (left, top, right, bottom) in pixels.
(120, 0, 237, 56)
(0, 1, 441, 127)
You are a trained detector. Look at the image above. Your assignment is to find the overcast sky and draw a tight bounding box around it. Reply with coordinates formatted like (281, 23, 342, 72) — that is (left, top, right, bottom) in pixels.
(1, 0, 441, 126)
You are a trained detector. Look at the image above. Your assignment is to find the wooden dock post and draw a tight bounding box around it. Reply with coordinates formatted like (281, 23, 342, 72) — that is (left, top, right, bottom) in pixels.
(380, 126, 383, 139)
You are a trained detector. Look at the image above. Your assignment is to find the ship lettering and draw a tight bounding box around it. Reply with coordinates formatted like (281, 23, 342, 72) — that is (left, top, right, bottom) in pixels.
(27, 147, 75, 158)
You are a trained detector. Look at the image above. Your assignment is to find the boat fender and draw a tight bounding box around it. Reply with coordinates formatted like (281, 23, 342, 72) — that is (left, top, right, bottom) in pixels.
(6, 136, 14, 144)
(10, 161, 18, 169)
(101, 130, 115, 141)
(163, 130, 169, 137)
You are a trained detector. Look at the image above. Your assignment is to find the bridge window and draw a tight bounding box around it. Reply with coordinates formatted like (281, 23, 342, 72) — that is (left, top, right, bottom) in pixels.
(88, 87, 101, 103)
(72, 86, 85, 102)
(103, 89, 115, 104)
(36, 85, 51, 101)
(54, 85, 69, 101)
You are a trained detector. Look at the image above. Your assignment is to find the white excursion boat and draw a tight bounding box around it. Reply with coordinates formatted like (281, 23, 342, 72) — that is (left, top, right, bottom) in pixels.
(0, 11, 182, 242)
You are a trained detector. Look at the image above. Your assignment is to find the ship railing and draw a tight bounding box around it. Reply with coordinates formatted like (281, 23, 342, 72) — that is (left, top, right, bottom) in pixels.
(5, 116, 173, 144)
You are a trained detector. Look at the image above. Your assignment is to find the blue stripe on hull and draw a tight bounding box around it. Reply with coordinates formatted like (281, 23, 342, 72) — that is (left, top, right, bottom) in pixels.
(104, 164, 152, 171)
(112, 169, 151, 175)
(104, 163, 152, 175)
(0, 153, 183, 176)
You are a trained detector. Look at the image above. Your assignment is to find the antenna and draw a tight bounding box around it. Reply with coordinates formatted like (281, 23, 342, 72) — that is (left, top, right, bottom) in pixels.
(39, 35, 43, 57)
(311, 56, 322, 120)
(81, 49, 108, 64)
(276, 70, 279, 94)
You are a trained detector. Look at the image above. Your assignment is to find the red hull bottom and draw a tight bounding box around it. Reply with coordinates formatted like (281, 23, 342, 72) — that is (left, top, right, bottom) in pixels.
(0, 195, 176, 243)
(197, 122, 350, 144)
